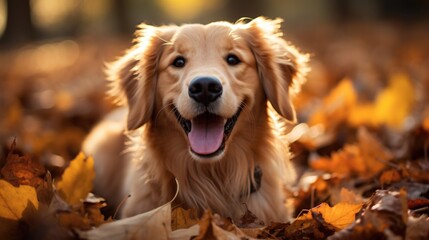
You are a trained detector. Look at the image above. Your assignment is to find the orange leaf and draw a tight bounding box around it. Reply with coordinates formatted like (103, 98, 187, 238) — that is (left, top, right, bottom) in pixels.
(379, 169, 401, 187)
(298, 202, 362, 230)
(308, 78, 357, 129)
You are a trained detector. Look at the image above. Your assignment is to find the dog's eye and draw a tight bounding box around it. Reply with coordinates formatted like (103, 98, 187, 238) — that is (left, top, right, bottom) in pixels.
(226, 54, 241, 66)
(172, 56, 186, 68)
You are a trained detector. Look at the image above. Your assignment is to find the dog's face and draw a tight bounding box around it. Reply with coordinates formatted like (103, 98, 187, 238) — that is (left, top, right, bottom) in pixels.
(157, 23, 262, 160)
(108, 17, 308, 162)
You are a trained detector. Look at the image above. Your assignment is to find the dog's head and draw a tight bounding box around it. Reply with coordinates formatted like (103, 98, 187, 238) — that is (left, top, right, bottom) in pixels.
(108, 17, 308, 162)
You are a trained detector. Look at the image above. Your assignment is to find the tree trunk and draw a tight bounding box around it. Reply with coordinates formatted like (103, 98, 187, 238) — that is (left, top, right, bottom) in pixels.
(1, 0, 36, 47)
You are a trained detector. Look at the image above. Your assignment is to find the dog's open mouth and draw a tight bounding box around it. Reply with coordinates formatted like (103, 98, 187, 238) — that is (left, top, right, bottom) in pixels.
(173, 107, 242, 158)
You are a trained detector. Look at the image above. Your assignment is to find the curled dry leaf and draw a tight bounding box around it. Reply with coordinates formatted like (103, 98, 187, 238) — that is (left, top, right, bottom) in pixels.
(1, 140, 46, 188)
(77, 179, 179, 240)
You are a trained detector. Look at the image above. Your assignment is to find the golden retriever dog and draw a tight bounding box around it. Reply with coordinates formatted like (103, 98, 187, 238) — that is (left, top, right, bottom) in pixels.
(83, 17, 308, 223)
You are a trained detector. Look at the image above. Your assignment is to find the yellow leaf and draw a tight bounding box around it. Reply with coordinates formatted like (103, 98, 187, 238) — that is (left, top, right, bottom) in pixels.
(0, 180, 39, 238)
(0, 180, 39, 220)
(297, 202, 362, 230)
(56, 152, 95, 205)
(373, 73, 414, 128)
(349, 73, 414, 128)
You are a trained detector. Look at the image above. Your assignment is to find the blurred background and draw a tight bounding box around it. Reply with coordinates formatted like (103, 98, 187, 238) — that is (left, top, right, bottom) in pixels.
(0, 0, 428, 174)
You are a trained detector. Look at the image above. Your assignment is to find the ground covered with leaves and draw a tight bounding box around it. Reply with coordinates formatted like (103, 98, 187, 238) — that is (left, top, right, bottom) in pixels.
(1, 22, 429, 239)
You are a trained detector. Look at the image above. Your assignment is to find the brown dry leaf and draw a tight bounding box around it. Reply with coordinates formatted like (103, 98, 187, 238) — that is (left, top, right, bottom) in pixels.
(194, 210, 255, 240)
(85, 202, 109, 227)
(236, 207, 265, 228)
(58, 211, 91, 231)
(275, 209, 337, 240)
(356, 128, 393, 174)
(407, 198, 429, 211)
(311, 128, 392, 177)
(406, 215, 429, 240)
(297, 202, 362, 230)
(331, 188, 363, 205)
(171, 207, 199, 231)
(308, 78, 357, 130)
(56, 152, 95, 206)
(0, 179, 39, 238)
(423, 117, 429, 131)
(380, 169, 402, 187)
(1, 140, 46, 187)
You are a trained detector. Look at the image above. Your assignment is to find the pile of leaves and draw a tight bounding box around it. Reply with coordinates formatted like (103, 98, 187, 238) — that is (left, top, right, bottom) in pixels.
(1, 23, 429, 239)
(1, 74, 429, 239)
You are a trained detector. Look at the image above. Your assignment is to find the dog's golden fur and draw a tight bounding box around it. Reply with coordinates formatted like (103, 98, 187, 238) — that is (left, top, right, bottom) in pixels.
(83, 17, 308, 223)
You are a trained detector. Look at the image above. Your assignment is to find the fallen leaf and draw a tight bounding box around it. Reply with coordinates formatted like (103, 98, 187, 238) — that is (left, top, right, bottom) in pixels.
(58, 211, 91, 231)
(309, 78, 357, 130)
(236, 207, 265, 228)
(77, 179, 179, 240)
(380, 169, 402, 187)
(56, 152, 95, 205)
(171, 207, 199, 231)
(194, 210, 254, 240)
(311, 128, 392, 177)
(0, 179, 39, 220)
(373, 73, 414, 128)
(331, 188, 363, 205)
(1, 140, 46, 187)
(297, 202, 362, 230)
(0, 179, 39, 238)
(329, 190, 408, 240)
(423, 117, 429, 131)
(406, 215, 429, 240)
(348, 73, 415, 129)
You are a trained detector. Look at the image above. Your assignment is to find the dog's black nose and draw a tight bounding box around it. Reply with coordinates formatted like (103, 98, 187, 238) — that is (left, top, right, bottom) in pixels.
(188, 77, 223, 105)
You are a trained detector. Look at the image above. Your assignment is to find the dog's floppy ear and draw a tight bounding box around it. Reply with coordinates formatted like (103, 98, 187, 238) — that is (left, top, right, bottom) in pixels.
(107, 24, 176, 130)
(238, 17, 309, 122)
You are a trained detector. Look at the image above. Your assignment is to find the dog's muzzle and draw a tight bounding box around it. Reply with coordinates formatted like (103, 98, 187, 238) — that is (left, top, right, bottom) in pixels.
(173, 105, 243, 159)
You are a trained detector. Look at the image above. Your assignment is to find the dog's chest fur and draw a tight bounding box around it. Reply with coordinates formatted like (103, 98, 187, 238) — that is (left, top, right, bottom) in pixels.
(121, 114, 294, 223)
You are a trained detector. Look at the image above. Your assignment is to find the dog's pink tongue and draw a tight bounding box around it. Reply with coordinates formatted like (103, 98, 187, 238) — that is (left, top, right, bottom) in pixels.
(188, 114, 224, 155)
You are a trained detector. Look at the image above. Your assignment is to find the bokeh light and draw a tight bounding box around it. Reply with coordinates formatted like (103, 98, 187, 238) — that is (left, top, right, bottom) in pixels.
(0, 0, 6, 37)
(156, 0, 224, 21)
(30, 0, 79, 32)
